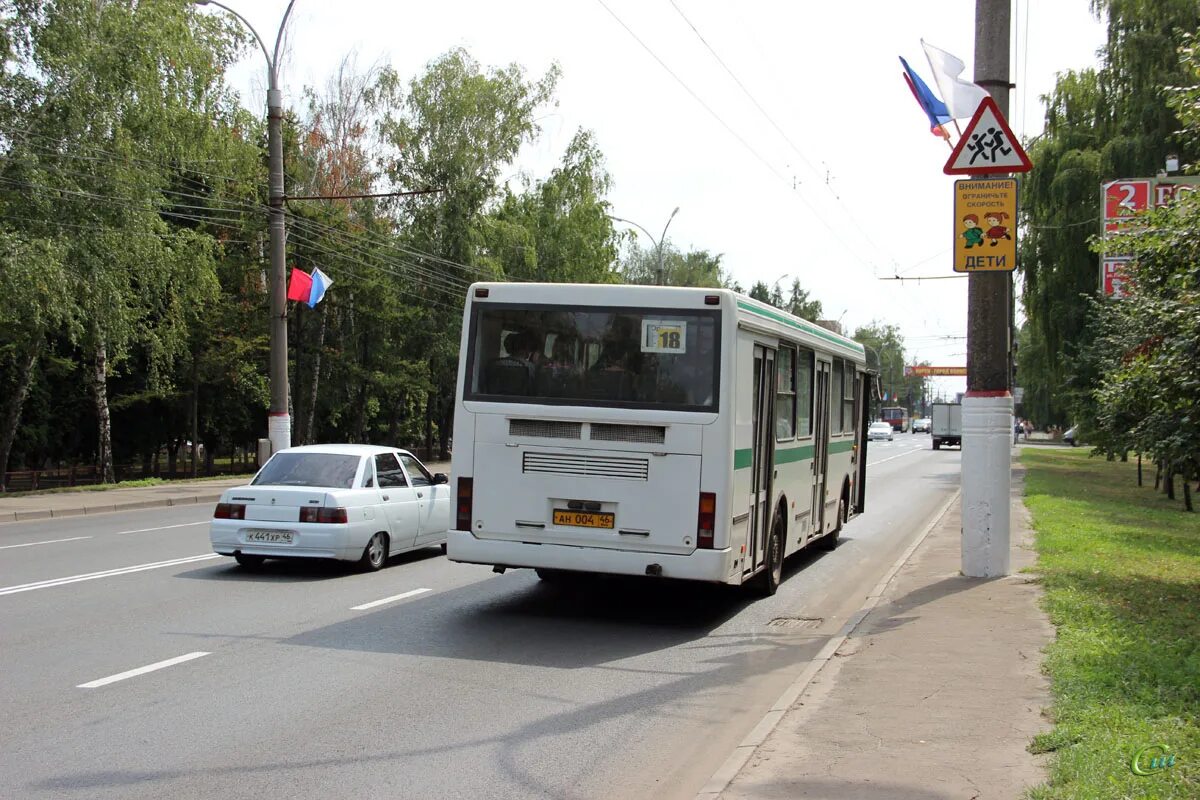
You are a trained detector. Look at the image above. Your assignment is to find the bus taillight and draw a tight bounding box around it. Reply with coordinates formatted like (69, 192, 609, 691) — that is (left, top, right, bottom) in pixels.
(456, 477, 473, 531)
(697, 492, 716, 549)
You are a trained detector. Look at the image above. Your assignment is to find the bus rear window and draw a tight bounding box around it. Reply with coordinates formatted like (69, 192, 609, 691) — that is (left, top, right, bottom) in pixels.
(466, 304, 720, 411)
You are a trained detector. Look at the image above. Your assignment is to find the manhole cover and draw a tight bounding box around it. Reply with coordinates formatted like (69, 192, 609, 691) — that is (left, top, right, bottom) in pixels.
(767, 617, 822, 629)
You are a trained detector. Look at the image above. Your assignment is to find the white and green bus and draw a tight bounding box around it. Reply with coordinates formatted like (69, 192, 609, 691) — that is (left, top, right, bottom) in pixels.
(447, 283, 870, 594)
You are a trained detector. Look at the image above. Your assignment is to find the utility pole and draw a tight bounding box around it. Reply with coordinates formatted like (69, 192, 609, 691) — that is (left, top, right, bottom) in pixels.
(196, 0, 296, 454)
(962, 0, 1012, 577)
(267, 47, 290, 453)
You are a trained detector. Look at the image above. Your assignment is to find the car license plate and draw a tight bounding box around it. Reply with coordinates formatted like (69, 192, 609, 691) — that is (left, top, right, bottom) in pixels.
(553, 510, 614, 529)
(245, 529, 294, 544)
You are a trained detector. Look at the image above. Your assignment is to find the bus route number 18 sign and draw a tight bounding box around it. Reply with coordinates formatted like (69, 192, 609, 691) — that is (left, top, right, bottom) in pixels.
(641, 319, 687, 353)
(954, 178, 1017, 273)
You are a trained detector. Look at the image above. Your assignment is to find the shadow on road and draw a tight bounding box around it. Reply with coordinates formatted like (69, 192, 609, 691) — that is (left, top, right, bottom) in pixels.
(175, 546, 445, 583)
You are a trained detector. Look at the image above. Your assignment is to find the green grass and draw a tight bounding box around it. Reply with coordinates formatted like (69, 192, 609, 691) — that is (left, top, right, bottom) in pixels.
(1023, 449, 1199, 799)
(0, 472, 255, 499)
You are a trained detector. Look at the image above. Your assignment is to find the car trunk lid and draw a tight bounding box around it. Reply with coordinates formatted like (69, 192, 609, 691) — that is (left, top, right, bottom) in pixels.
(226, 487, 332, 522)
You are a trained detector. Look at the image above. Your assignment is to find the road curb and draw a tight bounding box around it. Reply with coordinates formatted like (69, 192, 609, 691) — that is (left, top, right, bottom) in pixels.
(2, 491, 227, 525)
(694, 488, 962, 799)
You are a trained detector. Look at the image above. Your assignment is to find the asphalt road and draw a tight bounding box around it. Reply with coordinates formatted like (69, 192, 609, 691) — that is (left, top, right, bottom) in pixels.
(0, 434, 958, 800)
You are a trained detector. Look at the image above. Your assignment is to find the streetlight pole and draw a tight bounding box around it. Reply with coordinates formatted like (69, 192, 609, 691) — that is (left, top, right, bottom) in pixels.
(610, 207, 679, 286)
(195, 0, 297, 454)
(772, 273, 790, 305)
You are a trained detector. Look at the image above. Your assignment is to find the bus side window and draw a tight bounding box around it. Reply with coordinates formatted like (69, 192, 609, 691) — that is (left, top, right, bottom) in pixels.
(796, 348, 814, 435)
(776, 346, 796, 439)
(831, 359, 844, 431)
(843, 365, 856, 433)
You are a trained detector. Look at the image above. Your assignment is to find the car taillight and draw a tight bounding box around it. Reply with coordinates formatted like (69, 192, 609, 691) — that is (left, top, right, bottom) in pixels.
(299, 507, 347, 523)
(456, 477, 473, 531)
(214, 503, 245, 520)
(697, 492, 716, 549)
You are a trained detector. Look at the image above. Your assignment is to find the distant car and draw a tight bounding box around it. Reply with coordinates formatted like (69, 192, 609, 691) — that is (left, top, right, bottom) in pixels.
(1063, 426, 1079, 447)
(912, 418, 932, 433)
(210, 444, 450, 571)
(867, 422, 894, 442)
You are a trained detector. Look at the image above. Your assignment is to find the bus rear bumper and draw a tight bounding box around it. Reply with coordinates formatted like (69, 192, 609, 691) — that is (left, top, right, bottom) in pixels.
(447, 530, 733, 583)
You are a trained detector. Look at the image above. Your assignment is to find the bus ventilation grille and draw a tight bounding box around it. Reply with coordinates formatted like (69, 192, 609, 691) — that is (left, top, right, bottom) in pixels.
(522, 452, 650, 481)
(589, 423, 666, 444)
(509, 419, 583, 439)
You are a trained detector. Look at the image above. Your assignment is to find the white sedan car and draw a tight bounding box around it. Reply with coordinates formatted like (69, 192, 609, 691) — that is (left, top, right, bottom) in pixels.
(867, 422, 894, 442)
(210, 444, 450, 571)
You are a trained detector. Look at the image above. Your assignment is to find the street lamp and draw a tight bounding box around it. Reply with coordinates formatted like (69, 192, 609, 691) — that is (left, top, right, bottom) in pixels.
(194, 0, 296, 453)
(610, 207, 679, 286)
(772, 273, 790, 300)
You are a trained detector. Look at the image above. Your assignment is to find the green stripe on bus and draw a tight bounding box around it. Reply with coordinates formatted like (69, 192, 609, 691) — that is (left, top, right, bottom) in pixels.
(736, 300, 866, 356)
(775, 445, 814, 463)
(734, 439, 855, 469)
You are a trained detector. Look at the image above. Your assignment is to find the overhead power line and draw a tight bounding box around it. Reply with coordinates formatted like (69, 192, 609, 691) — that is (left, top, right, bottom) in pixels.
(594, 0, 900, 288)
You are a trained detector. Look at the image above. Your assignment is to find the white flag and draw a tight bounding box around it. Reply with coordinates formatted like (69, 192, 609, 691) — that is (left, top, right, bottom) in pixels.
(921, 40, 990, 119)
(307, 268, 333, 307)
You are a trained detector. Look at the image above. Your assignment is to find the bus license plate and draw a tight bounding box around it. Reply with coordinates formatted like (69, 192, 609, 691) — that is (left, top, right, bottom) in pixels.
(553, 510, 614, 529)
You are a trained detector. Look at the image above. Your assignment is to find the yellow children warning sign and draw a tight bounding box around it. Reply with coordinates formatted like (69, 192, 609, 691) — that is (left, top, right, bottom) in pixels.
(954, 178, 1017, 272)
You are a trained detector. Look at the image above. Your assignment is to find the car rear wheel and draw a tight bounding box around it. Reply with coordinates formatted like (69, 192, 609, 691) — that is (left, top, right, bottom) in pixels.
(234, 553, 265, 569)
(360, 532, 389, 572)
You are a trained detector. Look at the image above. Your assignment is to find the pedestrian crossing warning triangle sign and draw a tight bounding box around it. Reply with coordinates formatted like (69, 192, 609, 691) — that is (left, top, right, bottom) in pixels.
(943, 96, 1032, 175)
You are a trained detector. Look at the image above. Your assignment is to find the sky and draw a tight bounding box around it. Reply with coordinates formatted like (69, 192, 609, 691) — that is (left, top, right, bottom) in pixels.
(216, 1, 1107, 402)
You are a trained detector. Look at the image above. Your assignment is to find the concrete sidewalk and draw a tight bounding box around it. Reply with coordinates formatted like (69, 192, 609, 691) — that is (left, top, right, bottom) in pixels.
(706, 465, 1052, 799)
(0, 461, 451, 523)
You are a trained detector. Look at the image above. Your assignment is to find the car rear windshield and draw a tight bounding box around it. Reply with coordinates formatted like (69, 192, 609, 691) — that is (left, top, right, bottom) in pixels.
(465, 303, 720, 411)
(252, 453, 362, 488)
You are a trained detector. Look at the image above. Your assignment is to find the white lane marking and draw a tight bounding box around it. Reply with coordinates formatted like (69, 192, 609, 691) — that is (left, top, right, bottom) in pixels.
(867, 447, 927, 468)
(77, 651, 211, 689)
(0, 535, 92, 550)
(115, 521, 209, 536)
(351, 587, 431, 611)
(0, 554, 221, 597)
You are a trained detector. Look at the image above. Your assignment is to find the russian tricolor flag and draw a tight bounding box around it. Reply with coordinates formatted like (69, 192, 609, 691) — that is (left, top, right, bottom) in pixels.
(286, 267, 333, 308)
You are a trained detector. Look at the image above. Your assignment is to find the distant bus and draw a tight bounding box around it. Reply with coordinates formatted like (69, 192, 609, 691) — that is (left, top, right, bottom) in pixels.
(447, 283, 870, 596)
(881, 406, 909, 432)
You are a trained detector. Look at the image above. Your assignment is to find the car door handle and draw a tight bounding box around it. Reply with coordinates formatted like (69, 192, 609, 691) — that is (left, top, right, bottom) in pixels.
(382, 495, 389, 501)
(417, 492, 424, 498)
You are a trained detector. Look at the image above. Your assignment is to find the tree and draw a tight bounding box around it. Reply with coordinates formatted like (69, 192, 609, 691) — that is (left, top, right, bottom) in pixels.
(1089, 195, 1200, 509)
(0, 234, 75, 486)
(620, 240, 729, 288)
(375, 48, 560, 457)
(1018, 1, 1200, 427)
(0, 0, 252, 481)
(747, 278, 823, 320)
(483, 128, 620, 284)
(853, 323, 926, 420)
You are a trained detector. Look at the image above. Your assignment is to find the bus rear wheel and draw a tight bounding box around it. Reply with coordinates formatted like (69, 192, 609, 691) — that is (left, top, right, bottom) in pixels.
(758, 513, 785, 597)
(818, 496, 845, 551)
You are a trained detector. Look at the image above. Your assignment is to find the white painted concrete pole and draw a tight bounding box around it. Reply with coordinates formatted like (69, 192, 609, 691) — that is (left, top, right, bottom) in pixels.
(961, 0, 1012, 577)
(961, 394, 1012, 576)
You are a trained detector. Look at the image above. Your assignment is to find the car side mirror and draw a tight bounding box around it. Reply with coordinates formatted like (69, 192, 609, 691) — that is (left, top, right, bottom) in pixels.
(433, 473, 449, 485)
